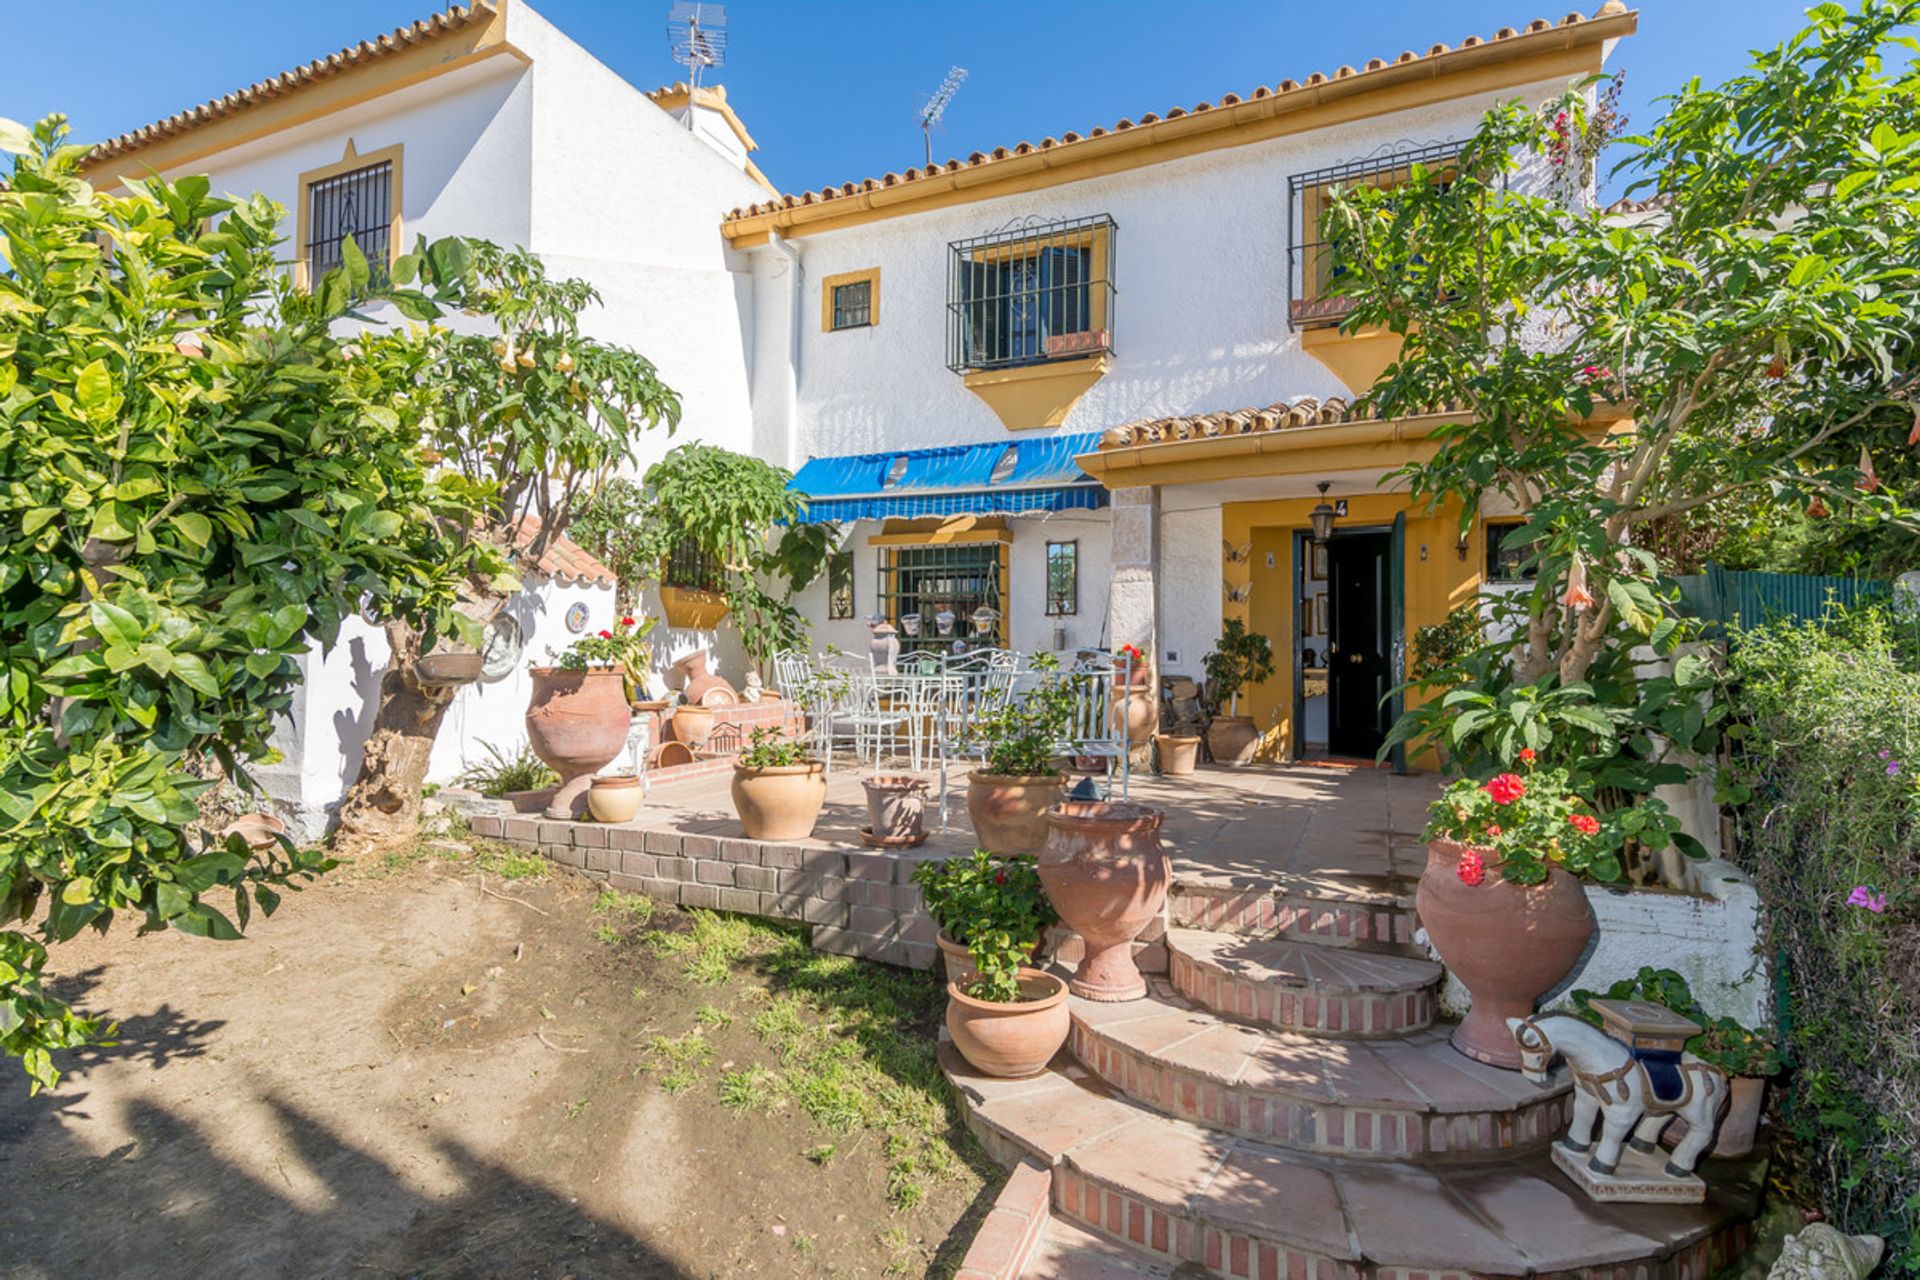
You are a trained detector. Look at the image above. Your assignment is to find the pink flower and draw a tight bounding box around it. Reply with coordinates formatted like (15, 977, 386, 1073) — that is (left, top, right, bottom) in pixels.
(1457, 850, 1485, 887)
(1847, 886, 1888, 914)
(1484, 773, 1527, 806)
(1889, 761, 1903, 778)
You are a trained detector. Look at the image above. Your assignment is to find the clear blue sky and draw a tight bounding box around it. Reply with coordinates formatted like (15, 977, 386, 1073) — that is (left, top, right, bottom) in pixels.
(4, 1, 1827, 201)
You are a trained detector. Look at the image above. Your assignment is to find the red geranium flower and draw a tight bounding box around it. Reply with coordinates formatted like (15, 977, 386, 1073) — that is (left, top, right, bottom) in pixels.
(1483, 773, 1527, 805)
(597, 629, 613, 639)
(1518, 748, 1536, 764)
(1457, 849, 1485, 887)
(1568, 813, 1600, 837)
(620, 616, 636, 627)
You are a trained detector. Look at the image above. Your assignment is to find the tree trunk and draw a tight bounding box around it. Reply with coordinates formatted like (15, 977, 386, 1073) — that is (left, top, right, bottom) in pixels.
(332, 623, 464, 854)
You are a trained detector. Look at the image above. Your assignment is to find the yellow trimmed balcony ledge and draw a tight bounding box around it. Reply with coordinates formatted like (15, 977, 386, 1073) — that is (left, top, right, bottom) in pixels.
(962, 354, 1111, 431)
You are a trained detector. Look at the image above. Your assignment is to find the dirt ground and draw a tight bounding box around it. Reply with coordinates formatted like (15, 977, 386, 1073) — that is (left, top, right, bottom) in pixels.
(0, 844, 996, 1279)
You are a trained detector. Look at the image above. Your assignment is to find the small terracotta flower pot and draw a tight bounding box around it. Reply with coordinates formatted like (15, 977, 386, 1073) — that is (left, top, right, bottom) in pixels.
(863, 774, 928, 842)
(967, 772, 1065, 855)
(671, 703, 716, 750)
(945, 969, 1070, 1079)
(1155, 734, 1200, 776)
(587, 774, 644, 823)
(1712, 1075, 1766, 1158)
(731, 761, 828, 841)
(525, 666, 631, 820)
(1416, 838, 1596, 1069)
(1205, 715, 1260, 766)
(1039, 801, 1168, 1001)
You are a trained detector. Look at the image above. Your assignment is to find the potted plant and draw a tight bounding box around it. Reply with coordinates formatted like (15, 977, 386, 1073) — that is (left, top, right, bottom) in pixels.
(588, 773, 644, 823)
(1039, 801, 1168, 1001)
(730, 726, 827, 841)
(1202, 619, 1273, 765)
(1420, 752, 1625, 1068)
(1572, 968, 1783, 1157)
(911, 849, 1057, 986)
(1111, 642, 1155, 750)
(862, 773, 929, 845)
(965, 654, 1079, 854)
(939, 875, 1070, 1080)
(526, 630, 632, 819)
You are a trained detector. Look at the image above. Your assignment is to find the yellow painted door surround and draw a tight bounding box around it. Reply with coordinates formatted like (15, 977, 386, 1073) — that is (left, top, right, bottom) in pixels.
(1226, 492, 1481, 767)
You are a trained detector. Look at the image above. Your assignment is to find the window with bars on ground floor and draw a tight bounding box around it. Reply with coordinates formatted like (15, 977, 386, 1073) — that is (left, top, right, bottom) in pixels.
(306, 159, 393, 284)
(827, 550, 854, 619)
(876, 542, 1005, 653)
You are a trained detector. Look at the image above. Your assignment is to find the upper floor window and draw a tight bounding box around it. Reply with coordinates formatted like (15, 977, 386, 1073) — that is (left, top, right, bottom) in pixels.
(947, 215, 1116, 373)
(1286, 140, 1463, 330)
(821, 267, 880, 331)
(296, 141, 401, 289)
(1485, 520, 1539, 582)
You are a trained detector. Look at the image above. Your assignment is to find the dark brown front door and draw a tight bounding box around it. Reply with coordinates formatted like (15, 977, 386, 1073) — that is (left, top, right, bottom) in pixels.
(1326, 532, 1392, 758)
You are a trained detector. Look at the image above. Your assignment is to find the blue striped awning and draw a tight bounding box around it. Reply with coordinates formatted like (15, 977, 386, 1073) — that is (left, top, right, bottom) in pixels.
(788, 433, 1106, 524)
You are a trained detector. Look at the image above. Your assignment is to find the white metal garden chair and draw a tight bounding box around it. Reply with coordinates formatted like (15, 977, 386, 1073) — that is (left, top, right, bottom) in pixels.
(1056, 650, 1130, 800)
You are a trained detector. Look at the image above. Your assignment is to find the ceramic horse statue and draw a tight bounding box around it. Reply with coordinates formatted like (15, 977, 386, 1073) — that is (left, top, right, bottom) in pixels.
(1507, 1014, 1726, 1180)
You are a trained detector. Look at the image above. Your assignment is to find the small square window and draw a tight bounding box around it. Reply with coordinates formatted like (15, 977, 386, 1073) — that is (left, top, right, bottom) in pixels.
(1485, 522, 1538, 582)
(827, 551, 854, 620)
(831, 280, 872, 330)
(1045, 540, 1077, 616)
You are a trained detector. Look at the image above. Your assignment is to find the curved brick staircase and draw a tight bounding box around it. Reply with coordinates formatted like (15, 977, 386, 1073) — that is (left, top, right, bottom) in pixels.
(945, 875, 1763, 1279)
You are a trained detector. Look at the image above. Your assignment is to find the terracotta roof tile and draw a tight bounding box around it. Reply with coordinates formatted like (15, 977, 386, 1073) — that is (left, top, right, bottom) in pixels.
(1094, 395, 1470, 450)
(84, 3, 499, 166)
(510, 514, 617, 588)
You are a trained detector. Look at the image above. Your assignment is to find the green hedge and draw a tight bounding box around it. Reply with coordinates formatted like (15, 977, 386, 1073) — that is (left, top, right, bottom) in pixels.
(1727, 607, 1919, 1271)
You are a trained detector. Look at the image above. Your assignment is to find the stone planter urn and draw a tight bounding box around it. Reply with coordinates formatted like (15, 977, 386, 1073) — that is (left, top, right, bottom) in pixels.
(587, 774, 644, 823)
(1155, 734, 1200, 776)
(731, 761, 828, 841)
(1206, 715, 1260, 766)
(1038, 800, 1168, 1001)
(863, 774, 928, 845)
(1111, 659, 1156, 750)
(945, 969, 1070, 1079)
(525, 666, 631, 820)
(967, 772, 1066, 855)
(1417, 837, 1596, 1069)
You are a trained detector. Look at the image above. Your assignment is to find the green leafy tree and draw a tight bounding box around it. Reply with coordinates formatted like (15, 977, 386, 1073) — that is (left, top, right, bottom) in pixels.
(333, 244, 681, 852)
(0, 116, 488, 1089)
(1326, 1, 1920, 741)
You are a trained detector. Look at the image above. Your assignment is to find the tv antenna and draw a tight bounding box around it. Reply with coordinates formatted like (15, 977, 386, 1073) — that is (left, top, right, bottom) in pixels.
(916, 65, 968, 167)
(668, 3, 728, 103)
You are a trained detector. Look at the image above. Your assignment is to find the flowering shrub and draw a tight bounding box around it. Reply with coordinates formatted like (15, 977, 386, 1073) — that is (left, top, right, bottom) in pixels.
(910, 849, 1057, 1003)
(1422, 751, 1681, 886)
(555, 614, 653, 677)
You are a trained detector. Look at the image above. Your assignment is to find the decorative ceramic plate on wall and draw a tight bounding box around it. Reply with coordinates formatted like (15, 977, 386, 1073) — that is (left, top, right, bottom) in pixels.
(565, 602, 590, 634)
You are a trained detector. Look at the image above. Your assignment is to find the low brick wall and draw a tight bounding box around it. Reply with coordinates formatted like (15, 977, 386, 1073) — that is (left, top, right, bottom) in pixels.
(472, 813, 942, 970)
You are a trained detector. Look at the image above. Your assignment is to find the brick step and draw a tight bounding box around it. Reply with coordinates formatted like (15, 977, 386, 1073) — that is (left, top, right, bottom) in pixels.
(945, 1045, 1762, 1280)
(1167, 928, 1441, 1037)
(1069, 983, 1569, 1162)
(1024, 1217, 1174, 1278)
(1169, 881, 1425, 958)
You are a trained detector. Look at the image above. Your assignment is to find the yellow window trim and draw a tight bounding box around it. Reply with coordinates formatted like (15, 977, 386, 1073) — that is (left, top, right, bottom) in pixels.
(867, 516, 1010, 547)
(963, 223, 1113, 337)
(293, 139, 404, 290)
(1298, 160, 1459, 310)
(962, 354, 1111, 432)
(821, 266, 881, 332)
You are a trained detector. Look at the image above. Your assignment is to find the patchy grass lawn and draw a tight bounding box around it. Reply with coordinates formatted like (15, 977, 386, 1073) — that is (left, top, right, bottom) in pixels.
(0, 826, 998, 1279)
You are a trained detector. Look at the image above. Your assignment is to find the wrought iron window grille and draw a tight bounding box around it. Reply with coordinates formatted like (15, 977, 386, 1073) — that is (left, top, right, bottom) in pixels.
(877, 542, 1005, 653)
(1285, 139, 1471, 330)
(306, 160, 393, 285)
(946, 213, 1116, 374)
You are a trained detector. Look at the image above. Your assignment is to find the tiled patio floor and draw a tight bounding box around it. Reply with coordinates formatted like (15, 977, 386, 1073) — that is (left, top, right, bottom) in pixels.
(581, 759, 1443, 896)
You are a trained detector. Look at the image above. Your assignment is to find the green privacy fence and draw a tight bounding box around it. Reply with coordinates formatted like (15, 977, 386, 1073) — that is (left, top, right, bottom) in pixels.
(1672, 563, 1891, 633)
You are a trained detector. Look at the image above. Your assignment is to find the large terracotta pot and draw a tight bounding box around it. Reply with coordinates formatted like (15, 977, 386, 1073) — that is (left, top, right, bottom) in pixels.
(945, 969, 1070, 1079)
(967, 772, 1066, 855)
(863, 774, 928, 842)
(1206, 715, 1260, 766)
(937, 928, 1041, 988)
(525, 666, 631, 819)
(670, 703, 716, 750)
(1155, 734, 1200, 776)
(731, 761, 828, 841)
(1038, 801, 1168, 1001)
(673, 650, 738, 707)
(1417, 838, 1596, 1069)
(1711, 1075, 1765, 1158)
(587, 774, 644, 823)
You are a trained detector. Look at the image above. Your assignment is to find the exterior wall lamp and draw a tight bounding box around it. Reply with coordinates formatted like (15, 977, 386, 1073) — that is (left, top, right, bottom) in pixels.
(1309, 482, 1338, 545)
